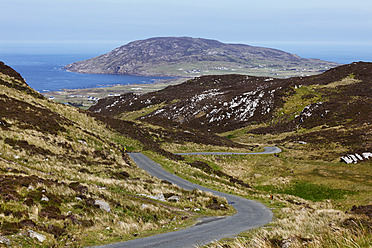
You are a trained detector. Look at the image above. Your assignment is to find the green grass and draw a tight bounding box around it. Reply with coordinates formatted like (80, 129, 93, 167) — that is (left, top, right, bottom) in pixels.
(143, 61, 334, 78)
(273, 85, 324, 121)
(282, 181, 355, 201)
(118, 103, 166, 121)
(256, 181, 355, 202)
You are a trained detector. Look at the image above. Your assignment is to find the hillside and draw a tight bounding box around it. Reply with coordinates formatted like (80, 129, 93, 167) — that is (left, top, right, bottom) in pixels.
(91, 62, 372, 157)
(1, 61, 371, 248)
(64, 37, 339, 77)
(89, 62, 372, 248)
(0, 62, 232, 247)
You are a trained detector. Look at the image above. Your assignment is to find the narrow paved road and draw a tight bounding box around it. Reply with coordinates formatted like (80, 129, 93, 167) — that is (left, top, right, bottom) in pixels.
(94, 147, 279, 248)
(175, 146, 282, 156)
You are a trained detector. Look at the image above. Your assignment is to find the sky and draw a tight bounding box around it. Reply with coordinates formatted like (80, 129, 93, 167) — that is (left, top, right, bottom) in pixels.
(1, 0, 371, 60)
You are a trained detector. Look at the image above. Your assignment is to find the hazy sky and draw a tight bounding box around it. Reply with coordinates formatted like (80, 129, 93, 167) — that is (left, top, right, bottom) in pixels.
(1, 0, 371, 55)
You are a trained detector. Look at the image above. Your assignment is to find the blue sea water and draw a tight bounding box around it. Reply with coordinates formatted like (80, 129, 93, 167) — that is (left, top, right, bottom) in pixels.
(265, 43, 372, 65)
(1, 43, 371, 92)
(0, 54, 172, 92)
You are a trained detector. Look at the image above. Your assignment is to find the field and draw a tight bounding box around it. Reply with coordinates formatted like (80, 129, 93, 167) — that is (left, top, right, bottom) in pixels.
(139, 61, 331, 78)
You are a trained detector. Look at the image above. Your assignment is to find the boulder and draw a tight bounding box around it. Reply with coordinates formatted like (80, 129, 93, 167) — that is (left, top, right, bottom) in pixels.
(355, 154, 363, 160)
(0, 235, 10, 245)
(340, 156, 353, 164)
(137, 193, 166, 202)
(349, 154, 358, 163)
(41, 195, 49, 202)
(167, 195, 180, 202)
(340, 152, 371, 164)
(28, 230, 46, 242)
(156, 194, 166, 201)
(95, 199, 111, 212)
(362, 152, 372, 159)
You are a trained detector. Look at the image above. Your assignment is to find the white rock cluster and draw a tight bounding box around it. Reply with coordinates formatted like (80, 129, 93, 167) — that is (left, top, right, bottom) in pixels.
(340, 152, 372, 164)
(137, 193, 166, 202)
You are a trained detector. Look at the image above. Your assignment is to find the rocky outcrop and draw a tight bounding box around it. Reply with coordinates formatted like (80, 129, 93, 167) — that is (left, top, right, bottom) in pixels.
(91, 62, 372, 135)
(341, 152, 372, 164)
(90, 62, 372, 158)
(90, 74, 286, 133)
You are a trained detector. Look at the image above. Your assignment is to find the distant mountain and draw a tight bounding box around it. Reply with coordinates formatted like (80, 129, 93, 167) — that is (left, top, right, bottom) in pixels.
(90, 62, 372, 155)
(64, 37, 339, 77)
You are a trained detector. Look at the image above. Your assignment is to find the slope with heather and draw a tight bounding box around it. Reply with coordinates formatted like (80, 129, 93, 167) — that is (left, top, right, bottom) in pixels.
(90, 62, 372, 157)
(90, 62, 371, 248)
(0, 62, 233, 247)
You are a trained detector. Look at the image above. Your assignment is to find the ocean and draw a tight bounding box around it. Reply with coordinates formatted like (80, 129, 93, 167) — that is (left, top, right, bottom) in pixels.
(1, 43, 371, 92)
(0, 54, 172, 92)
(273, 43, 372, 65)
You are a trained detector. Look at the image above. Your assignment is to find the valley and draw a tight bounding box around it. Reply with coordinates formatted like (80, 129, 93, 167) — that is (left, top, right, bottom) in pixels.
(88, 61, 372, 247)
(0, 61, 371, 248)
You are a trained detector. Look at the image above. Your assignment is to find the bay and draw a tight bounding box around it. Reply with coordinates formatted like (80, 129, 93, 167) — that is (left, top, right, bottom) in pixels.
(0, 54, 172, 92)
(1, 43, 371, 93)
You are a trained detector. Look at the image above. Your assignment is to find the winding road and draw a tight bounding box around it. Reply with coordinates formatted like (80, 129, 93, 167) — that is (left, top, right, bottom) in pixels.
(94, 147, 280, 248)
(175, 146, 282, 156)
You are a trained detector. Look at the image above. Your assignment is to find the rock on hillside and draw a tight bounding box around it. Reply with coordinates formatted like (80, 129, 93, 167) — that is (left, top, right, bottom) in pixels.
(90, 62, 371, 131)
(90, 74, 286, 132)
(90, 62, 372, 153)
(64, 37, 339, 77)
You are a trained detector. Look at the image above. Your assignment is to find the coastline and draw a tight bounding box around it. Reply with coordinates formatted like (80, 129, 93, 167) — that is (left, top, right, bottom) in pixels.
(42, 77, 187, 109)
(0, 54, 177, 92)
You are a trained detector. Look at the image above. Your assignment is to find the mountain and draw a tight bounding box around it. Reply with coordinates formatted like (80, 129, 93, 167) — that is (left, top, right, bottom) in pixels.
(64, 37, 339, 77)
(90, 62, 372, 156)
(0, 62, 231, 246)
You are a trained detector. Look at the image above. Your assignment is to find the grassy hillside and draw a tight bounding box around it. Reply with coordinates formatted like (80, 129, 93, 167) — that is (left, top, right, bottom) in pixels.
(0, 62, 232, 247)
(1, 60, 370, 248)
(91, 63, 371, 155)
(90, 62, 372, 248)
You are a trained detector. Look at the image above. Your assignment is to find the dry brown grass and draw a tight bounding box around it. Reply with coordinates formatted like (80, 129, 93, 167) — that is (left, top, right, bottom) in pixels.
(0, 71, 233, 247)
(2, 65, 371, 247)
(320, 75, 361, 88)
(161, 142, 261, 153)
(154, 137, 371, 248)
(204, 195, 371, 248)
